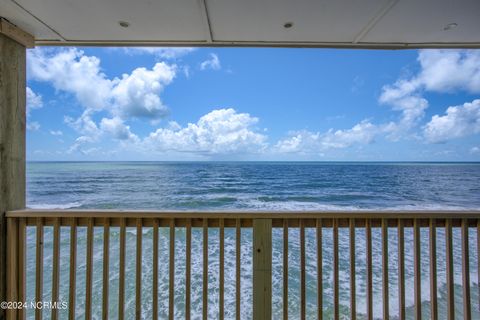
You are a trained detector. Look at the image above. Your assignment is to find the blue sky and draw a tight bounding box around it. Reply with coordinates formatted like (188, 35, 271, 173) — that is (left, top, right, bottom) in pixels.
(26, 47, 480, 161)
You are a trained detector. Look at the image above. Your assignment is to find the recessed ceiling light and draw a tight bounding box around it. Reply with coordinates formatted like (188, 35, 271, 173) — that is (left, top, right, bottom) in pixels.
(283, 22, 293, 29)
(119, 21, 130, 28)
(443, 23, 458, 31)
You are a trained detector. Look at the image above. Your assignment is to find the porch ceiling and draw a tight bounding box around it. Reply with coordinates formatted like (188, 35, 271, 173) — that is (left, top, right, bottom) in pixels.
(0, 0, 479, 48)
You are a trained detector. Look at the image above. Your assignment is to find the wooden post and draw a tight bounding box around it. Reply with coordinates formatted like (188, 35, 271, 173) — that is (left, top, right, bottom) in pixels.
(1, 27, 29, 319)
(253, 219, 272, 320)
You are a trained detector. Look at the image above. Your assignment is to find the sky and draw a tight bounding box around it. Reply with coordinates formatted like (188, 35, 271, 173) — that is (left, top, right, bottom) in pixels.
(26, 47, 480, 161)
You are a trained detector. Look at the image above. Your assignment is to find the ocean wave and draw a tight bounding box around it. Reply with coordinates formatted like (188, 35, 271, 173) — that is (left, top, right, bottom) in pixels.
(26, 202, 83, 209)
(243, 199, 363, 211)
(239, 198, 480, 211)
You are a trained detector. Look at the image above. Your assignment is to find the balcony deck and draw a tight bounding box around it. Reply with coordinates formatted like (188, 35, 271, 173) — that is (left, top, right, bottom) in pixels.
(5, 209, 480, 319)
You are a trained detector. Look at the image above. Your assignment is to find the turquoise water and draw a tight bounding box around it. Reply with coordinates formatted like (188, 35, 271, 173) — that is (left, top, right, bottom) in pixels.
(25, 162, 480, 319)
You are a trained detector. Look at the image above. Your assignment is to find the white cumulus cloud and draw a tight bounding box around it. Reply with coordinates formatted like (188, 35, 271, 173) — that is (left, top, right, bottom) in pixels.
(380, 50, 480, 139)
(50, 130, 63, 136)
(144, 108, 267, 154)
(379, 79, 428, 138)
(28, 48, 112, 110)
(417, 50, 480, 93)
(111, 63, 175, 119)
(423, 99, 480, 143)
(26, 87, 43, 113)
(28, 48, 177, 153)
(28, 48, 176, 120)
(27, 121, 40, 131)
(64, 110, 101, 139)
(200, 53, 221, 71)
(275, 120, 379, 154)
(100, 117, 139, 142)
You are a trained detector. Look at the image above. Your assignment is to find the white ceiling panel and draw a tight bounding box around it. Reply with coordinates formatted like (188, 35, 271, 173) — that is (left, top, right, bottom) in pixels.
(0, 0, 479, 47)
(207, 0, 388, 43)
(362, 0, 480, 44)
(0, 0, 60, 40)
(12, 0, 208, 42)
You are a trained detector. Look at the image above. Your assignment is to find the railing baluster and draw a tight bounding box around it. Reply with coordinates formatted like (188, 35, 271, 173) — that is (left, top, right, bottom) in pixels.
(6, 218, 18, 320)
(462, 219, 471, 320)
(333, 219, 339, 320)
(317, 219, 322, 320)
(349, 218, 356, 320)
(413, 219, 421, 320)
(236, 219, 241, 320)
(219, 218, 225, 320)
(283, 219, 288, 320)
(102, 218, 110, 320)
(169, 219, 175, 320)
(203, 219, 208, 320)
(35, 217, 43, 320)
(68, 218, 77, 320)
(186, 218, 192, 320)
(366, 219, 372, 320)
(18, 218, 26, 320)
(382, 219, 389, 320)
(429, 219, 438, 320)
(153, 219, 159, 320)
(398, 219, 405, 320)
(136, 218, 142, 320)
(445, 219, 454, 320)
(118, 218, 126, 320)
(301, 219, 306, 320)
(85, 218, 93, 320)
(51, 218, 60, 320)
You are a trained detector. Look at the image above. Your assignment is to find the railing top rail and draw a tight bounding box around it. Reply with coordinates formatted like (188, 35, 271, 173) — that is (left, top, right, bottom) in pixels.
(7, 209, 480, 220)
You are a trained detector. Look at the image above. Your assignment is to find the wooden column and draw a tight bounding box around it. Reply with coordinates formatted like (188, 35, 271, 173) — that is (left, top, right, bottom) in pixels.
(1, 21, 32, 319)
(253, 219, 272, 320)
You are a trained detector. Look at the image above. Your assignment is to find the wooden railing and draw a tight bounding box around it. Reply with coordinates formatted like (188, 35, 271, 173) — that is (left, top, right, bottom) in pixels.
(4, 210, 480, 319)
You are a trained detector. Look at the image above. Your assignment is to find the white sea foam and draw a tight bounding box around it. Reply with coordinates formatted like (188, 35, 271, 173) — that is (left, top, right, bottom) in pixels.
(26, 202, 83, 209)
(239, 198, 480, 211)
(240, 198, 363, 211)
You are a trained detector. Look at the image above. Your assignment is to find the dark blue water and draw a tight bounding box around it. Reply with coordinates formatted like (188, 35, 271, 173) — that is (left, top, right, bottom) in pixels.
(27, 162, 480, 210)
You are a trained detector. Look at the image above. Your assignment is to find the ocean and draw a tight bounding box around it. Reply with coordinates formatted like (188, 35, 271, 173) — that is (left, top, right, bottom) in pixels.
(25, 162, 480, 319)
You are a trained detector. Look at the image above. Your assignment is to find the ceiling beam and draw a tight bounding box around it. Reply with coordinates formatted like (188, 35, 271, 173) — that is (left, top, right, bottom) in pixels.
(32, 39, 480, 49)
(0, 17, 34, 48)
